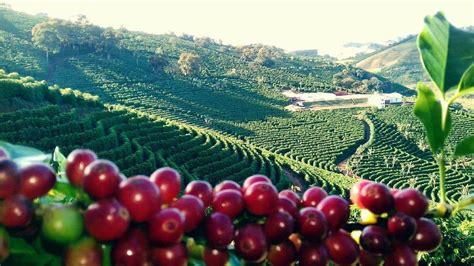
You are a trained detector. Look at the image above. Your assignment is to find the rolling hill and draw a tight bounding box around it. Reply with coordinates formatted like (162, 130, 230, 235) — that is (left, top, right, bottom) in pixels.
(355, 36, 429, 88)
(0, 6, 472, 203)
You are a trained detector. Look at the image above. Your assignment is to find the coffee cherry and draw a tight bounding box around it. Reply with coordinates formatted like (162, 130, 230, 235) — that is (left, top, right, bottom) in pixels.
(409, 218, 442, 252)
(83, 159, 121, 198)
(394, 188, 428, 219)
(150, 167, 181, 204)
(359, 183, 394, 214)
(112, 229, 149, 266)
(0, 160, 20, 199)
(214, 180, 241, 195)
(276, 196, 298, 218)
(316, 195, 349, 231)
(0, 195, 33, 228)
(384, 245, 417, 266)
(302, 187, 327, 208)
(171, 195, 205, 232)
(242, 174, 271, 193)
(19, 163, 56, 200)
(298, 242, 328, 266)
(350, 179, 372, 208)
(151, 243, 187, 266)
(0, 148, 9, 161)
(297, 207, 328, 241)
(212, 189, 244, 219)
(359, 250, 383, 266)
(66, 149, 97, 187)
(117, 176, 161, 222)
(279, 189, 301, 206)
(203, 247, 229, 266)
(264, 211, 294, 244)
(185, 180, 213, 207)
(234, 224, 268, 263)
(42, 205, 83, 245)
(268, 241, 296, 266)
(205, 212, 234, 249)
(148, 207, 184, 245)
(65, 237, 102, 266)
(243, 181, 278, 216)
(84, 198, 130, 241)
(360, 225, 391, 254)
(325, 230, 360, 265)
(387, 212, 417, 242)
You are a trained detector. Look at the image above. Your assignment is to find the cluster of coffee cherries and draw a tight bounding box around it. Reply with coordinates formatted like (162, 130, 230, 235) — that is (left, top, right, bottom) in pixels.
(0, 147, 442, 265)
(349, 180, 442, 266)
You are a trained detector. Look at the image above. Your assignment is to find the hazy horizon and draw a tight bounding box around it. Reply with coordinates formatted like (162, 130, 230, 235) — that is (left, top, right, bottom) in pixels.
(3, 0, 474, 58)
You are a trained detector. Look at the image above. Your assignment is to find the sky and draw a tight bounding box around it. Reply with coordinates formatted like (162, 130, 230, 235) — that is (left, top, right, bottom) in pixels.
(4, 0, 474, 57)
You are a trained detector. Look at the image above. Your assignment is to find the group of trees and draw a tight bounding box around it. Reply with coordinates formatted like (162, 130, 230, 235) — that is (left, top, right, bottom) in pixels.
(332, 67, 391, 93)
(31, 18, 204, 77)
(236, 44, 284, 67)
(31, 17, 122, 65)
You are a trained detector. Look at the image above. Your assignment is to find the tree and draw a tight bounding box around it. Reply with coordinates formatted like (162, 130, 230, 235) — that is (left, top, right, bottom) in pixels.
(194, 37, 215, 48)
(178, 52, 200, 76)
(96, 27, 120, 60)
(32, 22, 61, 66)
(254, 47, 275, 67)
(149, 47, 168, 73)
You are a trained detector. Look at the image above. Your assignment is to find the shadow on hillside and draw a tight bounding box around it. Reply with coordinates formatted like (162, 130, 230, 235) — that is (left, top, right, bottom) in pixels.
(154, 77, 291, 122)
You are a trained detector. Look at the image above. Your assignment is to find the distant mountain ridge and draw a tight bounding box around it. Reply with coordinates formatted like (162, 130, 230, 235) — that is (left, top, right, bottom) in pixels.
(354, 26, 474, 88)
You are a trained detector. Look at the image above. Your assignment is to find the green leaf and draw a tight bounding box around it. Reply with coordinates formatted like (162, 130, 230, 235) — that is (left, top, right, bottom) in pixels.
(413, 82, 452, 153)
(52, 146, 67, 180)
(227, 251, 241, 266)
(453, 135, 474, 158)
(456, 64, 474, 98)
(417, 12, 474, 94)
(0, 141, 49, 165)
(8, 237, 36, 255)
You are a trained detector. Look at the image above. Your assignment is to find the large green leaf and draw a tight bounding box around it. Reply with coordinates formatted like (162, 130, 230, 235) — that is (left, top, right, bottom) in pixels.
(0, 141, 45, 160)
(457, 64, 474, 97)
(414, 82, 452, 153)
(0, 141, 50, 167)
(417, 12, 474, 94)
(454, 135, 474, 158)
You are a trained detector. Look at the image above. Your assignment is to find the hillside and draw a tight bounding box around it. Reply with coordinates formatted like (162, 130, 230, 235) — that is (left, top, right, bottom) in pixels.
(355, 36, 429, 88)
(0, 69, 359, 195)
(0, 6, 472, 203)
(356, 27, 474, 90)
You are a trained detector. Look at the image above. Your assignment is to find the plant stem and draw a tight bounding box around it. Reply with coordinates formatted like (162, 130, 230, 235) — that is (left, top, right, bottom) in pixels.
(436, 152, 447, 204)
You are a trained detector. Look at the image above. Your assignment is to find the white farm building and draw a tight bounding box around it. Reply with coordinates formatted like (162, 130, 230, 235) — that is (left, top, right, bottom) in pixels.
(367, 92, 403, 108)
(282, 90, 403, 110)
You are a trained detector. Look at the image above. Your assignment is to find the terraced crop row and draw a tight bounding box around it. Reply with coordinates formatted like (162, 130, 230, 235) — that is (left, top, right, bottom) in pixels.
(0, 104, 292, 187)
(375, 106, 474, 156)
(353, 114, 473, 202)
(1, 69, 363, 197)
(239, 110, 366, 172)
